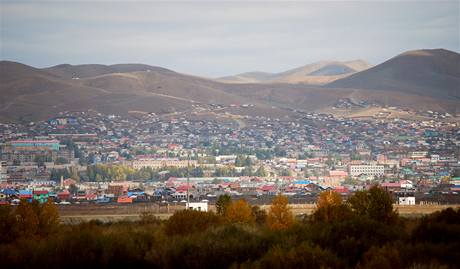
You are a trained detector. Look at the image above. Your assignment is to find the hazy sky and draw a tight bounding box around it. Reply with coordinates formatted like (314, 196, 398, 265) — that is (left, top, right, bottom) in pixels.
(1, 1, 459, 77)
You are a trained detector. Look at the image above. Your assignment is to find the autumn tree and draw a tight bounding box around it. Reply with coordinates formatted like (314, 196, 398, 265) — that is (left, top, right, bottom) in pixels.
(216, 194, 232, 216)
(38, 200, 60, 236)
(312, 190, 351, 223)
(317, 190, 342, 208)
(267, 194, 294, 230)
(15, 199, 40, 236)
(0, 204, 18, 243)
(225, 199, 255, 224)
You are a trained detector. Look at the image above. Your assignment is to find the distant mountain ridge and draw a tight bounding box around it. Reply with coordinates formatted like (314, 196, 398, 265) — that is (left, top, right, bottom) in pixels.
(217, 60, 372, 85)
(44, 63, 174, 79)
(328, 49, 460, 99)
(1, 48, 459, 122)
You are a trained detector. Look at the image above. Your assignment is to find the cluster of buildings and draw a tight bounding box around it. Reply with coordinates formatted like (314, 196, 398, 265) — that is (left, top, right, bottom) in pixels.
(0, 107, 459, 205)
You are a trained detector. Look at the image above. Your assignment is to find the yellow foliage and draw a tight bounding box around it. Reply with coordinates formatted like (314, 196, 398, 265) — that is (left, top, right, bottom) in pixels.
(313, 190, 351, 223)
(317, 190, 342, 208)
(267, 194, 294, 230)
(225, 199, 255, 224)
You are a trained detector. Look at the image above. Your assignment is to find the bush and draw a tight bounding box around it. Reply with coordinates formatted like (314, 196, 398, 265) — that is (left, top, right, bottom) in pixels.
(241, 242, 341, 269)
(165, 210, 221, 236)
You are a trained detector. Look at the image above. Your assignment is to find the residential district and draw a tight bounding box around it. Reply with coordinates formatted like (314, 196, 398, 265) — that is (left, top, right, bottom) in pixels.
(1, 105, 459, 209)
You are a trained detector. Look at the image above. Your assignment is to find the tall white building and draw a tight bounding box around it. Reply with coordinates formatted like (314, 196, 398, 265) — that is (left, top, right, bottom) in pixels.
(349, 164, 385, 177)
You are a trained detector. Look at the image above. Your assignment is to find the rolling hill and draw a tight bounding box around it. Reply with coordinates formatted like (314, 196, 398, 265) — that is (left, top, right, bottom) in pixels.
(44, 63, 175, 79)
(328, 49, 460, 100)
(1, 48, 459, 122)
(217, 60, 372, 85)
(0, 61, 255, 122)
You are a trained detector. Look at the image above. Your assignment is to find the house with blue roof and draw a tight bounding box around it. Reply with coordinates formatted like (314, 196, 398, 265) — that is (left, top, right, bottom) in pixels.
(293, 180, 312, 185)
(19, 190, 33, 202)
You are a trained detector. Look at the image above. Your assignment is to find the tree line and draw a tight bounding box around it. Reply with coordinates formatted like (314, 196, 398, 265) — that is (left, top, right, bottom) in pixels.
(49, 162, 267, 182)
(1, 186, 459, 268)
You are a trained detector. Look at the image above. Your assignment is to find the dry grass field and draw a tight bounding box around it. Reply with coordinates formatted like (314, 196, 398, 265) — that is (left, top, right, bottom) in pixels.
(58, 203, 460, 223)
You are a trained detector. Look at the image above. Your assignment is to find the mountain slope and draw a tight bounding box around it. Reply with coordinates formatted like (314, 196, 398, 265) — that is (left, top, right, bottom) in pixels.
(217, 60, 372, 85)
(1, 49, 459, 123)
(0, 61, 251, 122)
(328, 49, 460, 99)
(44, 63, 174, 79)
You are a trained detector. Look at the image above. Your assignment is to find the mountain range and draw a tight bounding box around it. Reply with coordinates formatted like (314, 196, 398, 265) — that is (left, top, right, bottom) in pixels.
(0, 48, 459, 122)
(217, 60, 372, 85)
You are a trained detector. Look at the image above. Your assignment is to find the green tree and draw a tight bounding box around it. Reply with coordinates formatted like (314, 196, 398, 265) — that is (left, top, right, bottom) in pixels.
(164, 210, 220, 236)
(55, 157, 69, 165)
(255, 166, 267, 177)
(242, 166, 253, 176)
(235, 155, 245, 167)
(216, 194, 232, 215)
(251, 205, 267, 226)
(279, 168, 292, 177)
(244, 156, 252, 166)
(347, 185, 398, 224)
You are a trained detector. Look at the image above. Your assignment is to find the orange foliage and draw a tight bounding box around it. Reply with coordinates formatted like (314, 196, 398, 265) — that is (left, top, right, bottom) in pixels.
(317, 190, 342, 208)
(225, 199, 255, 224)
(267, 194, 294, 230)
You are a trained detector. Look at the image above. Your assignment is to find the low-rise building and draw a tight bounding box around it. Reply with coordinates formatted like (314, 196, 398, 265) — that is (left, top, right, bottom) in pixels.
(349, 165, 385, 177)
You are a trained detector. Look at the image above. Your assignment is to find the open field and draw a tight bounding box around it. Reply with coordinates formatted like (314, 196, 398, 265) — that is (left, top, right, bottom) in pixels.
(320, 106, 458, 121)
(58, 203, 460, 223)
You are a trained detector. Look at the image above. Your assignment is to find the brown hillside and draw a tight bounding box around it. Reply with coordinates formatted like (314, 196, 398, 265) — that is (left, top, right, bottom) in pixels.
(328, 49, 460, 99)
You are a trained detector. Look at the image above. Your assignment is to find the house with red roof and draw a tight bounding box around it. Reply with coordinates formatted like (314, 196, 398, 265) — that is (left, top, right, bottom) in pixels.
(258, 185, 277, 195)
(58, 190, 71, 201)
(380, 182, 401, 192)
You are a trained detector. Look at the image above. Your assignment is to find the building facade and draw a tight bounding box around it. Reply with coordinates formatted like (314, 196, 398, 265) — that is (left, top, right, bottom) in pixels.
(349, 164, 385, 177)
(132, 158, 198, 169)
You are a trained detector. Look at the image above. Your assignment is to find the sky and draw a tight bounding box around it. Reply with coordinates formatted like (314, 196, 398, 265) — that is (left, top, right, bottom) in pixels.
(1, 1, 459, 77)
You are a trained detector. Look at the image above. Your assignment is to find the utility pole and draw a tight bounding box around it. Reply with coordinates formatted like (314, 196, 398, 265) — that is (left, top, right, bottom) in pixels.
(187, 151, 190, 208)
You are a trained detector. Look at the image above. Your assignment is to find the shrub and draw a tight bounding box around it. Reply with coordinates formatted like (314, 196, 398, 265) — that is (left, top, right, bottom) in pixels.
(165, 210, 221, 236)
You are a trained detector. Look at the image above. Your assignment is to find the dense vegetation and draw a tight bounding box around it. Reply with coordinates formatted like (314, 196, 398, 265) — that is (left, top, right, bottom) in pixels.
(1, 186, 459, 268)
(49, 154, 268, 182)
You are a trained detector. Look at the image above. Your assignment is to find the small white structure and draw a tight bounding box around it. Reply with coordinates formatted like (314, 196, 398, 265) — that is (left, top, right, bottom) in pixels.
(399, 196, 416, 205)
(186, 202, 208, 212)
(430, 154, 440, 162)
(400, 180, 413, 189)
